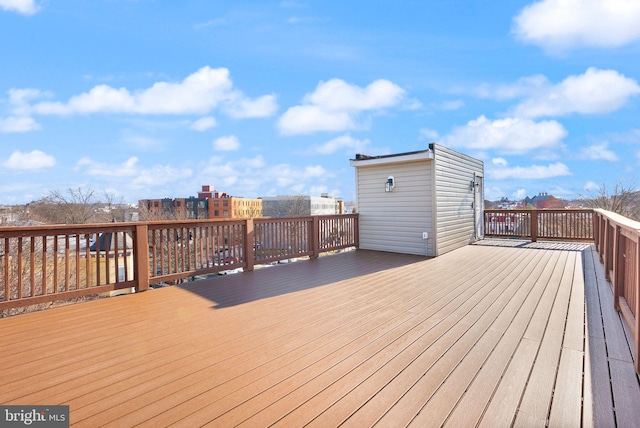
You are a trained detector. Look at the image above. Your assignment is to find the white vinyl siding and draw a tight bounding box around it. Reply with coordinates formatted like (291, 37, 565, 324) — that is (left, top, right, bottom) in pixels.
(355, 160, 434, 256)
(432, 144, 484, 255)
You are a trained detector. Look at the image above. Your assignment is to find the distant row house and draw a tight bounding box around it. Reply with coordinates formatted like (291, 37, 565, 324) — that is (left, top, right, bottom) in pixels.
(521, 192, 566, 209)
(261, 194, 343, 217)
(138, 186, 343, 220)
(139, 185, 262, 220)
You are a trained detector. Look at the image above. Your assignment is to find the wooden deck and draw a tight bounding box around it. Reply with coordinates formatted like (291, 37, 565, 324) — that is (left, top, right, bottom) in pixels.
(2, 241, 640, 427)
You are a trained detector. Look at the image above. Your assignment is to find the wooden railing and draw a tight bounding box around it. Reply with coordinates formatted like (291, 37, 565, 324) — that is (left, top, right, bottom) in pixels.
(593, 209, 640, 373)
(0, 214, 359, 310)
(484, 209, 594, 242)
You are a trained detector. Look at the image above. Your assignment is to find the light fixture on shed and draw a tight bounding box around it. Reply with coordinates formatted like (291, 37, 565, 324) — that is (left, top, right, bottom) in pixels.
(385, 176, 395, 192)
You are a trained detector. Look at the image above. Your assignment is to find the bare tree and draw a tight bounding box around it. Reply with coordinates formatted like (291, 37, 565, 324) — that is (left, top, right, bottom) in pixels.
(26, 188, 98, 224)
(580, 182, 640, 221)
(101, 191, 127, 222)
(137, 202, 188, 222)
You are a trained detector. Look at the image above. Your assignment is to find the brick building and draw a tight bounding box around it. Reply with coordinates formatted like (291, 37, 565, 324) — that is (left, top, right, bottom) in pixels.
(139, 186, 262, 220)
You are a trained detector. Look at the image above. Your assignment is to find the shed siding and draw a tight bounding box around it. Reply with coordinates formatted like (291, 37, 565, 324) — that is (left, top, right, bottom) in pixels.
(432, 144, 484, 256)
(355, 161, 434, 256)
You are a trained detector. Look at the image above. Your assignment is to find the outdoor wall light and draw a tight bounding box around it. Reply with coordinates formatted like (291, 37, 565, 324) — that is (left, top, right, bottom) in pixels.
(469, 180, 476, 191)
(385, 176, 395, 192)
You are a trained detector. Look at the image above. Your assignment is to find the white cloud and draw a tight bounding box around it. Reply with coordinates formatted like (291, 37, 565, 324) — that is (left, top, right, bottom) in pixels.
(420, 128, 440, 140)
(492, 157, 508, 167)
(31, 66, 278, 118)
(76, 157, 139, 177)
(513, 0, 640, 51)
(305, 165, 326, 177)
(514, 189, 528, 199)
(490, 162, 571, 180)
(75, 156, 193, 187)
(3, 150, 55, 170)
(224, 94, 278, 118)
(474, 75, 549, 100)
(278, 78, 405, 135)
(0, 116, 40, 132)
(438, 100, 465, 110)
(278, 105, 356, 135)
(0, 0, 39, 15)
(121, 133, 165, 150)
(580, 142, 619, 161)
(441, 115, 567, 155)
(304, 79, 404, 111)
(198, 154, 328, 196)
(512, 68, 640, 118)
(213, 135, 240, 151)
(0, 88, 45, 132)
(584, 181, 601, 192)
(315, 134, 370, 155)
(287, 16, 316, 24)
(193, 18, 229, 29)
(272, 164, 327, 187)
(8, 88, 46, 115)
(190, 116, 217, 131)
(132, 165, 193, 187)
(612, 128, 640, 144)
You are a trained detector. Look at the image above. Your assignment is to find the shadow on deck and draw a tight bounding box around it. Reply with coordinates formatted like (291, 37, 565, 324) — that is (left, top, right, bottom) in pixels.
(177, 249, 427, 309)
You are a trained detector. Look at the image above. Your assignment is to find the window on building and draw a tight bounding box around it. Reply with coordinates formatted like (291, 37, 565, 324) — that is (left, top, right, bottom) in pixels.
(214, 210, 219, 216)
(223, 210, 229, 217)
(214, 200, 219, 207)
(154, 201, 159, 207)
(223, 200, 229, 206)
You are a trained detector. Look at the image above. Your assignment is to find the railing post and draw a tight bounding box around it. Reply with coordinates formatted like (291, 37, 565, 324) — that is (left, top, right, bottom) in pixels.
(354, 214, 360, 249)
(604, 219, 613, 280)
(531, 210, 538, 242)
(243, 218, 255, 272)
(635, 233, 640, 374)
(612, 225, 621, 311)
(593, 212, 599, 249)
(134, 223, 150, 292)
(310, 216, 320, 259)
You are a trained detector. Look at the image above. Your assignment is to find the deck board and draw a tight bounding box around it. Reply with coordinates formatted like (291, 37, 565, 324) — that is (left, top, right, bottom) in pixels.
(1, 242, 639, 427)
(414, 250, 558, 427)
(372, 249, 547, 427)
(516, 251, 577, 423)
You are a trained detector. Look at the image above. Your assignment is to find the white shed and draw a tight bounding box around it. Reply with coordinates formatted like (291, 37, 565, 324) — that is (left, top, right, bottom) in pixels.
(350, 143, 484, 257)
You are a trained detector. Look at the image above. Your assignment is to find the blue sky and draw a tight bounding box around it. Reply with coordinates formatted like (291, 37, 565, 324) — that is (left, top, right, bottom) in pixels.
(1, 0, 639, 204)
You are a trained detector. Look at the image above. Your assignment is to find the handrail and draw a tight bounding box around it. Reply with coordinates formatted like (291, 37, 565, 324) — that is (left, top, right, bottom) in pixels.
(0, 214, 359, 312)
(484, 209, 594, 242)
(592, 209, 640, 373)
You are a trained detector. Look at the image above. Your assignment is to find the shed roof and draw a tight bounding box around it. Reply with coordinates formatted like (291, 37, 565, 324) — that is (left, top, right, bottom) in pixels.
(350, 149, 433, 167)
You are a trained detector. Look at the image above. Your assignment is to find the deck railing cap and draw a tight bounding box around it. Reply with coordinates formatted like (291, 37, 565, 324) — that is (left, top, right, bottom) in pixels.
(594, 208, 640, 232)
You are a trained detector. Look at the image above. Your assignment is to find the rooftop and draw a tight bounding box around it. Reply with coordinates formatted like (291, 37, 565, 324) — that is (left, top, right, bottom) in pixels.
(2, 240, 639, 426)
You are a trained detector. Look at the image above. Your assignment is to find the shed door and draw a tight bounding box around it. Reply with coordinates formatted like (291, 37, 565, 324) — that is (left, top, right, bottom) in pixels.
(473, 175, 484, 240)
